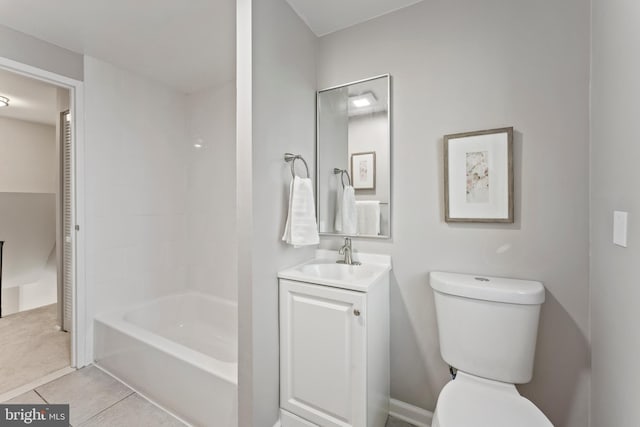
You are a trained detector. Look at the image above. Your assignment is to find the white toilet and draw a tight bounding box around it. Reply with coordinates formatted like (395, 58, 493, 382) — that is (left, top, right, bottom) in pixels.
(429, 272, 553, 427)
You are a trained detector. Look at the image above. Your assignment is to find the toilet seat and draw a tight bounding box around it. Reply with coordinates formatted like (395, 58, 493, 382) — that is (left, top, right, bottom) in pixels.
(433, 372, 553, 427)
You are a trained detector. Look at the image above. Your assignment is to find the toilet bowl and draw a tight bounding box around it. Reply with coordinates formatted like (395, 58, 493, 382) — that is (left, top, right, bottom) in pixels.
(432, 372, 552, 427)
(429, 272, 553, 427)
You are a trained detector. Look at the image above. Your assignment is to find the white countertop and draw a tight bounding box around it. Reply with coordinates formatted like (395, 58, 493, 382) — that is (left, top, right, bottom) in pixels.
(278, 250, 392, 292)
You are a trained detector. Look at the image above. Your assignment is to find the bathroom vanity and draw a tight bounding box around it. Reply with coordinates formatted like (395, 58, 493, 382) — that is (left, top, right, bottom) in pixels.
(278, 250, 391, 427)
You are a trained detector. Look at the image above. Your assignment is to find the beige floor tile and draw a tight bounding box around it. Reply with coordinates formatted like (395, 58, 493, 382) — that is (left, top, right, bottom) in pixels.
(36, 366, 133, 426)
(0, 304, 70, 395)
(3, 390, 46, 404)
(79, 394, 185, 427)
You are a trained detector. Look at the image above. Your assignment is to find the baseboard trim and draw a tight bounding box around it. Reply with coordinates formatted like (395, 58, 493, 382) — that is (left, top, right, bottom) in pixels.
(389, 399, 433, 427)
(274, 400, 433, 427)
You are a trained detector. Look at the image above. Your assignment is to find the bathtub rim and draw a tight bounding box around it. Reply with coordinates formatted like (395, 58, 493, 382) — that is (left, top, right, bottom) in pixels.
(94, 291, 237, 385)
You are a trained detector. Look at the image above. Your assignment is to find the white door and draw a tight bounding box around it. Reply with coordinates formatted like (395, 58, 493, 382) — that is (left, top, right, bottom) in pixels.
(280, 279, 367, 427)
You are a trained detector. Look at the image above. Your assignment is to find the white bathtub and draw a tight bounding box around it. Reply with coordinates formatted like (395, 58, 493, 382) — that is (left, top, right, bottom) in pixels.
(94, 292, 237, 426)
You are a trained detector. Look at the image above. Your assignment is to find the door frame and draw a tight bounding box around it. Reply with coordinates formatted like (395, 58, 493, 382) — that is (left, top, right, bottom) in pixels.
(0, 56, 88, 368)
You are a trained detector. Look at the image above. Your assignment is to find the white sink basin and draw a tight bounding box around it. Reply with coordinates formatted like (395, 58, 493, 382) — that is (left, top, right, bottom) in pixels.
(299, 261, 378, 281)
(278, 257, 390, 292)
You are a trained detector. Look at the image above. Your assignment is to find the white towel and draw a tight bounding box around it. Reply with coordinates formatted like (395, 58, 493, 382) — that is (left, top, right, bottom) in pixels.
(356, 200, 381, 235)
(334, 185, 344, 232)
(282, 177, 319, 247)
(341, 186, 357, 235)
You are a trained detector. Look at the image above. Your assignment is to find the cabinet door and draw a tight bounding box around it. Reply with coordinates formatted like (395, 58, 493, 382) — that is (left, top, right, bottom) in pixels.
(280, 279, 367, 427)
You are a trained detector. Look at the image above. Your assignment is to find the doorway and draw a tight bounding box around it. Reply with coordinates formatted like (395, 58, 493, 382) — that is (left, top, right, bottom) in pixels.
(0, 58, 86, 398)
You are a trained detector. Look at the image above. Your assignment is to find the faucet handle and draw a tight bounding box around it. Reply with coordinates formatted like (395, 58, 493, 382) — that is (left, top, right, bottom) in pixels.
(339, 237, 350, 258)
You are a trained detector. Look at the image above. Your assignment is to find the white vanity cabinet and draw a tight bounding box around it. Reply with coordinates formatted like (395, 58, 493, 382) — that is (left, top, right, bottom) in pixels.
(278, 258, 390, 427)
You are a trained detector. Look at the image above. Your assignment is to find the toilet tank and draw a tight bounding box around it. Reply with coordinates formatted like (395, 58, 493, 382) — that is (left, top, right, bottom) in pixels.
(430, 272, 545, 384)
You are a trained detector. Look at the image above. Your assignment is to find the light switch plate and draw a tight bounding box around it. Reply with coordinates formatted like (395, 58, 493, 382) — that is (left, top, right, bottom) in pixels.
(613, 211, 628, 247)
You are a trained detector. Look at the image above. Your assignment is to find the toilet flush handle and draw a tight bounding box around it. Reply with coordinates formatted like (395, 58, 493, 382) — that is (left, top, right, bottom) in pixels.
(449, 366, 457, 380)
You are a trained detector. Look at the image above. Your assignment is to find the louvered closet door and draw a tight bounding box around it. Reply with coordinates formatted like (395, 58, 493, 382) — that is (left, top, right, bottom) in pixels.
(61, 111, 73, 333)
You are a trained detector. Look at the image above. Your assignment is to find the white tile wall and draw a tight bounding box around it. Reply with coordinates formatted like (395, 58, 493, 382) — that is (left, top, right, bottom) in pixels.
(84, 57, 189, 359)
(185, 82, 237, 301)
(84, 58, 237, 360)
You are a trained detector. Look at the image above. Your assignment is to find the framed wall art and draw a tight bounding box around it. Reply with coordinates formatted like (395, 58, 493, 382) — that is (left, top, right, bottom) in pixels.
(351, 151, 376, 190)
(444, 127, 514, 223)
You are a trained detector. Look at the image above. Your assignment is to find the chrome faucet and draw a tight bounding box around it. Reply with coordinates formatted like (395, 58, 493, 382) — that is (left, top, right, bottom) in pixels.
(337, 237, 361, 265)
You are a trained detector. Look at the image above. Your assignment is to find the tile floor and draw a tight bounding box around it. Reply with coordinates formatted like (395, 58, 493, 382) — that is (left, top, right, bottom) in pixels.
(0, 304, 70, 394)
(4, 365, 415, 426)
(4, 366, 185, 426)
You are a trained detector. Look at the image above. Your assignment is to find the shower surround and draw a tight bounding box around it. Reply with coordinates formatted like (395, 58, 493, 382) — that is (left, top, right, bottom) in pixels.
(84, 57, 237, 422)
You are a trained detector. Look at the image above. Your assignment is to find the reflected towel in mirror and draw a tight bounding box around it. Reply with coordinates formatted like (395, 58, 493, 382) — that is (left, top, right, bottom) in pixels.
(341, 186, 357, 235)
(356, 201, 381, 236)
(335, 184, 343, 232)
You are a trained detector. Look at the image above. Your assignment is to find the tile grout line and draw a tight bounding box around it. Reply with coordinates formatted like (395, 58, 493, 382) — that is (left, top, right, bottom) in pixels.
(13, 366, 184, 426)
(92, 365, 189, 426)
(33, 389, 49, 404)
(0, 366, 75, 403)
(75, 390, 135, 426)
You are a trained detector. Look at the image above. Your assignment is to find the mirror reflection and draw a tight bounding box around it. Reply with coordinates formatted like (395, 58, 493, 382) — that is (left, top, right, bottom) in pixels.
(317, 75, 391, 238)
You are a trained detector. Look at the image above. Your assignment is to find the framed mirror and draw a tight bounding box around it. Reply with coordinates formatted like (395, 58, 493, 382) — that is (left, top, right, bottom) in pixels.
(316, 74, 391, 238)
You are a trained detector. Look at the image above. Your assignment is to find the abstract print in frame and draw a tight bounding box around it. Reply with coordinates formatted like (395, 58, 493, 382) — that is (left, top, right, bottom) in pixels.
(444, 127, 513, 223)
(351, 151, 376, 190)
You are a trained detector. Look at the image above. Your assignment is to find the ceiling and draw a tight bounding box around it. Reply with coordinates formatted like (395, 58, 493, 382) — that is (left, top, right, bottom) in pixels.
(286, 0, 424, 37)
(0, 68, 62, 125)
(0, 0, 235, 93)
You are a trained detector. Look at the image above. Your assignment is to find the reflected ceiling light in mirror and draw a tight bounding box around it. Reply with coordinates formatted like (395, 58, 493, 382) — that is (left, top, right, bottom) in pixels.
(0, 96, 9, 107)
(352, 98, 370, 108)
(349, 92, 376, 109)
(193, 138, 204, 149)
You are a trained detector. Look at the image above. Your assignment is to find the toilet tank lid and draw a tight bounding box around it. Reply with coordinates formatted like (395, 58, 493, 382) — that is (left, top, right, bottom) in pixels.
(430, 272, 545, 305)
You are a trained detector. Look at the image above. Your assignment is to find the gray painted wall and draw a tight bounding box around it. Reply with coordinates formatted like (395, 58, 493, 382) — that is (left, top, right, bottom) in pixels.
(0, 24, 83, 81)
(237, 0, 317, 425)
(317, 1, 590, 426)
(591, 1, 640, 425)
(0, 118, 57, 193)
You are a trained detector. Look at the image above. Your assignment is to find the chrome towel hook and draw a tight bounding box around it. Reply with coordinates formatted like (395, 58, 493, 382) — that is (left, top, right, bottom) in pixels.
(333, 168, 351, 188)
(284, 153, 310, 179)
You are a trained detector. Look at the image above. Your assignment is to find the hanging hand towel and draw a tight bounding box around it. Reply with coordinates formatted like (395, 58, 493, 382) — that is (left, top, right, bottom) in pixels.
(341, 185, 358, 235)
(282, 176, 320, 247)
(334, 184, 344, 232)
(356, 200, 381, 235)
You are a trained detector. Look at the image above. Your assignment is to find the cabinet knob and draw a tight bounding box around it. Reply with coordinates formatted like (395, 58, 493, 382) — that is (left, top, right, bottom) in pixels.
(353, 309, 361, 317)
